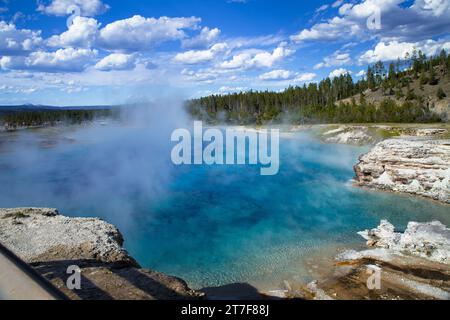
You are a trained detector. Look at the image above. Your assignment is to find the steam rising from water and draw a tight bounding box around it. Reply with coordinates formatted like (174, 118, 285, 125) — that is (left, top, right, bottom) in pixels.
(0, 98, 190, 229)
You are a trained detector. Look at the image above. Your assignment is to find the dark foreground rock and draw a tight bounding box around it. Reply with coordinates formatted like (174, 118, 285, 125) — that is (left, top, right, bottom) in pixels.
(0, 208, 203, 300)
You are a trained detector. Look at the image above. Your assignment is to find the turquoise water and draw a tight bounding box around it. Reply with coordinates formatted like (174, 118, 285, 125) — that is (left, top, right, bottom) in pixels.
(0, 125, 449, 290)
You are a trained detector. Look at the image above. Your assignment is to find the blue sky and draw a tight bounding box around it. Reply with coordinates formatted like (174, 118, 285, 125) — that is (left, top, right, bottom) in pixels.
(0, 0, 450, 105)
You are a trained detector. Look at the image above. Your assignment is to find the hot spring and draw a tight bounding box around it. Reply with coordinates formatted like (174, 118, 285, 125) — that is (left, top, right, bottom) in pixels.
(0, 123, 449, 291)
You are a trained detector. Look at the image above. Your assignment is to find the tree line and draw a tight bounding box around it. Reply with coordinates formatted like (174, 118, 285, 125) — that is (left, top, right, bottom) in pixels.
(186, 49, 450, 124)
(0, 108, 116, 129)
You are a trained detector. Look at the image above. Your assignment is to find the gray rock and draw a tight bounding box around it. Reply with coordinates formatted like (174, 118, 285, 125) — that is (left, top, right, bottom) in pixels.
(306, 281, 334, 300)
(306, 220, 450, 300)
(357, 220, 450, 264)
(354, 138, 450, 203)
(0, 208, 203, 300)
(0, 208, 136, 266)
(322, 126, 374, 145)
(358, 220, 401, 249)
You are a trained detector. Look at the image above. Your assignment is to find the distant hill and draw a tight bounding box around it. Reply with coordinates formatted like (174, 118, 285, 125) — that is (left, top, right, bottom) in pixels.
(337, 64, 450, 120)
(187, 49, 450, 124)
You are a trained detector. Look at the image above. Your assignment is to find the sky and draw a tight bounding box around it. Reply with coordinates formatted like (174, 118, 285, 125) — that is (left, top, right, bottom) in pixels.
(0, 0, 450, 106)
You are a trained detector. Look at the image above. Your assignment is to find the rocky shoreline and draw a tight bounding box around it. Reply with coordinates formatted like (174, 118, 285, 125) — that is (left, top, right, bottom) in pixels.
(277, 127, 449, 299)
(353, 138, 450, 204)
(296, 129, 450, 299)
(0, 208, 203, 300)
(317, 124, 449, 146)
(2, 208, 449, 300)
(298, 220, 450, 300)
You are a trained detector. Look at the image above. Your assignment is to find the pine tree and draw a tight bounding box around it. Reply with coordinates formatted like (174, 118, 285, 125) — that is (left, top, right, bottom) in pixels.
(373, 61, 386, 86)
(367, 66, 376, 91)
(439, 49, 447, 68)
(429, 65, 438, 85)
(359, 92, 366, 105)
(388, 62, 396, 81)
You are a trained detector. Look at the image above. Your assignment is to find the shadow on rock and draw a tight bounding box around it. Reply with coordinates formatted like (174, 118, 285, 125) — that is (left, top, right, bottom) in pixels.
(32, 259, 203, 300)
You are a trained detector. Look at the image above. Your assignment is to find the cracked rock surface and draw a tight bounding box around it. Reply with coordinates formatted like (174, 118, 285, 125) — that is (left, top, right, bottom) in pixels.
(0, 208, 203, 300)
(354, 138, 450, 204)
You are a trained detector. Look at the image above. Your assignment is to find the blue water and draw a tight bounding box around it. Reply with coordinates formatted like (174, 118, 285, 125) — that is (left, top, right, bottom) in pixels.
(0, 125, 449, 290)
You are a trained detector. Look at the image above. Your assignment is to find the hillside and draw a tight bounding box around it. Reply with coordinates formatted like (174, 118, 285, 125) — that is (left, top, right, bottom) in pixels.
(188, 50, 450, 124)
(338, 64, 450, 120)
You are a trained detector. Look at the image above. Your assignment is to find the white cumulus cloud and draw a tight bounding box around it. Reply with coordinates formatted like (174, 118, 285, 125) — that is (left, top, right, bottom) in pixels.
(0, 21, 43, 55)
(291, 0, 450, 43)
(295, 72, 317, 82)
(98, 15, 201, 51)
(314, 51, 351, 69)
(95, 53, 136, 71)
(174, 43, 228, 64)
(220, 44, 294, 69)
(47, 16, 100, 48)
(329, 68, 351, 78)
(259, 69, 294, 80)
(37, 0, 110, 17)
(181, 68, 219, 82)
(359, 39, 450, 64)
(259, 70, 316, 83)
(1, 47, 97, 72)
(182, 27, 221, 48)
